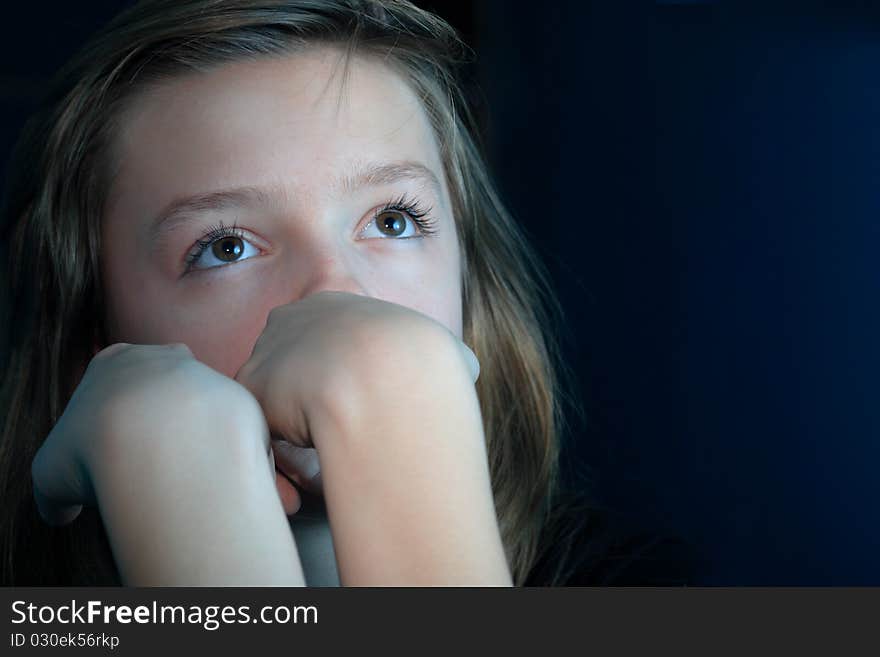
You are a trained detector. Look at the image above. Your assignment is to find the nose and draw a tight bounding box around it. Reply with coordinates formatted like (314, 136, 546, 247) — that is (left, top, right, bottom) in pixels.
(295, 253, 369, 301)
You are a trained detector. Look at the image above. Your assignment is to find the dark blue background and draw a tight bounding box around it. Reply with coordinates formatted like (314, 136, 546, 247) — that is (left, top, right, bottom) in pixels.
(2, 2, 877, 584)
(478, 2, 879, 584)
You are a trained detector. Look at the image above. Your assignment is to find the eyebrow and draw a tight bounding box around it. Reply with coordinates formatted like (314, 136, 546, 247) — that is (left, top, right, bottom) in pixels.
(149, 160, 443, 235)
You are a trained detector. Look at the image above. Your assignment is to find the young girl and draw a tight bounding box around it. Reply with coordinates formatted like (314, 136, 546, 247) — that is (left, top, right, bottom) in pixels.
(0, 0, 665, 586)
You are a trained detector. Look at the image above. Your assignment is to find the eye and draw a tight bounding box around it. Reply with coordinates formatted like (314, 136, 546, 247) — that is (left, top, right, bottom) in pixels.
(184, 223, 261, 273)
(359, 195, 438, 240)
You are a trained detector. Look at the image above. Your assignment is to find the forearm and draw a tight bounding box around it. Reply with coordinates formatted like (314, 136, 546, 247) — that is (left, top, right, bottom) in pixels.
(92, 415, 305, 586)
(313, 340, 512, 586)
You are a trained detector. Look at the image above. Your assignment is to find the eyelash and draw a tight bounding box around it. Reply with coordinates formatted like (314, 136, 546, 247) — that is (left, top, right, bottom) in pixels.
(183, 193, 438, 273)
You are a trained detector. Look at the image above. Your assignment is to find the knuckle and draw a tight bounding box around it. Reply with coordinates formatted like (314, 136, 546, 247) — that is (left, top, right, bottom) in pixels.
(266, 304, 287, 322)
(93, 342, 130, 359)
(343, 311, 451, 386)
(166, 342, 193, 356)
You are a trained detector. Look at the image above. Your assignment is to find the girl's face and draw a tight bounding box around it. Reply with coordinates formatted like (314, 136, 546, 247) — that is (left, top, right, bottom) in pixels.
(101, 49, 462, 378)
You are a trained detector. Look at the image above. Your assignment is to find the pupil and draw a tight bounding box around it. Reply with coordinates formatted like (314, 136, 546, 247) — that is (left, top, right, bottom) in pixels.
(213, 237, 243, 261)
(380, 213, 405, 236)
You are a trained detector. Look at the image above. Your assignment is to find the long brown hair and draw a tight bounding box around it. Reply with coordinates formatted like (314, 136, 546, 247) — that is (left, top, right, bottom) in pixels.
(0, 0, 575, 585)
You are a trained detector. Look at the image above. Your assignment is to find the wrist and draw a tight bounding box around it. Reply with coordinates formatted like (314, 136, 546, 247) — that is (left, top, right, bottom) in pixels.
(88, 394, 300, 586)
(304, 329, 508, 585)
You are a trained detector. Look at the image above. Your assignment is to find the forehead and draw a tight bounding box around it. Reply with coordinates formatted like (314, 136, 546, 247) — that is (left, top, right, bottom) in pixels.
(105, 48, 444, 216)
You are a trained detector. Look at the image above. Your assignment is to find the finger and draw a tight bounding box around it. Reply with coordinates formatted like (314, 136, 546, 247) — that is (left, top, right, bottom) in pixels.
(31, 435, 91, 527)
(166, 342, 194, 356)
(33, 483, 83, 526)
(31, 456, 86, 527)
(93, 342, 131, 359)
(268, 443, 276, 480)
(460, 343, 480, 383)
(267, 442, 304, 515)
(274, 471, 303, 516)
(271, 440, 323, 495)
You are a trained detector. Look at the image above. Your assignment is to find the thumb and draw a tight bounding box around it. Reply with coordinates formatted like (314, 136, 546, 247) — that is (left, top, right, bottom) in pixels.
(31, 425, 95, 526)
(271, 440, 323, 496)
(31, 442, 89, 527)
(33, 482, 83, 527)
(460, 343, 481, 384)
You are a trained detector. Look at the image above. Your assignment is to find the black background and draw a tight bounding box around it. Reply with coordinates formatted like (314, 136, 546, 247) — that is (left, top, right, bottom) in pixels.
(3, 1, 879, 585)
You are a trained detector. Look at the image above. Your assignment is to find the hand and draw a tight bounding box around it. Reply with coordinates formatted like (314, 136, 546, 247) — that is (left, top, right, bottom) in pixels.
(32, 343, 302, 585)
(235, 292, 510, 585)
(33, 342, 268, 525)
(234, 290, 480, 455)
(234, 291, 506, 585)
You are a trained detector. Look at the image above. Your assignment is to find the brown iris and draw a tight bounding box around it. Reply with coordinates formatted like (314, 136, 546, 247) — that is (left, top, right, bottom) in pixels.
(211, 236, 244, 262)
(376, 211, 406, 237)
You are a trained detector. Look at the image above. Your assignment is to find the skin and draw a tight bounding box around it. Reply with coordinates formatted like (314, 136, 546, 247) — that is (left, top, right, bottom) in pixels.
(102, 48, 462, 376)
(101, 48, 462, 518)
(71, 48, 511, 585)
(33, 342, 305, 585)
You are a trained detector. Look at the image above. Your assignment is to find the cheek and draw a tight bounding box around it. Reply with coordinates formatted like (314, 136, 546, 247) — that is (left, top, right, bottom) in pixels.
(405, 246, 462, 337)
(102, 230, 465, 374)
(370, 259, 463, 339)
(105, 276, 271, 379)
(178, 313, 268, 378)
